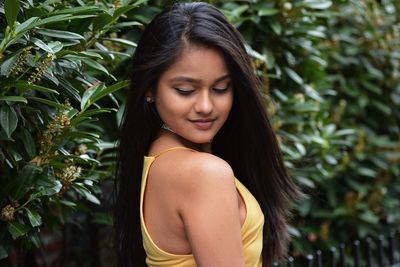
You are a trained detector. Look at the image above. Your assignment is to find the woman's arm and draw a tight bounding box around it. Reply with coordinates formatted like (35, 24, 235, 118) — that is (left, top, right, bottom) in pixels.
(177, 154, 246, 267)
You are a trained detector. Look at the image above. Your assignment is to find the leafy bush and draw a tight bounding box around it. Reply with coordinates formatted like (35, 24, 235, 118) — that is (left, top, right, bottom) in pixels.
(216, 0, 400, 255)
(0, 0, 143, 261)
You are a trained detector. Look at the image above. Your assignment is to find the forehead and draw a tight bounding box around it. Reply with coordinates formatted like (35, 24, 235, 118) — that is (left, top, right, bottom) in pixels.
(160, 45, 229, 82)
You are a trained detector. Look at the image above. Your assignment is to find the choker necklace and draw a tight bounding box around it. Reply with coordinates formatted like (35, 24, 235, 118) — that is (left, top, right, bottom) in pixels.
(161, 123, 175, 134)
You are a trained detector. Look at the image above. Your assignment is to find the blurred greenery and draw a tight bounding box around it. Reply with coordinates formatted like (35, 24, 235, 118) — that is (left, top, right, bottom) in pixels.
(0, 0, 399, 266)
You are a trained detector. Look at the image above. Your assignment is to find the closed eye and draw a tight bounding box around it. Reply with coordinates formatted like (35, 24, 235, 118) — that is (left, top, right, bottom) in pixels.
(174, 87, 194, 96)
(213, 84, 230, 93)
(213, 87, 228, 92)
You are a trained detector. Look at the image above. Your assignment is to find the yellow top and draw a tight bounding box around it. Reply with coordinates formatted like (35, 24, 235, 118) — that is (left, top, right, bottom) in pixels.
(140, 147, 264, 267)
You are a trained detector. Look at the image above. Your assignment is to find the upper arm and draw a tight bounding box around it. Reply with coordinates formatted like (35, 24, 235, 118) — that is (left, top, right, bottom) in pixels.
(177, 155, 245, 267)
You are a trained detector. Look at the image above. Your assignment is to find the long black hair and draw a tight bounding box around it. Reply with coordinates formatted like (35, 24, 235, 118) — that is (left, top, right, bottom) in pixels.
(114, 2, 303, 266)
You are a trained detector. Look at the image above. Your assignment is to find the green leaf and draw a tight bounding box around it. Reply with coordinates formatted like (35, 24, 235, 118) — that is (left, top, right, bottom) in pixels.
(270, 20, 282, 35)
(9, 148, 22, 162)
(245, 44, 267, 64)
(73, 183, 101, 204)
(295, 142, 306, 156)
(334, 129, 356, 136)
(90, 80, 129, 105)
(306, 30, 326, 38)
(68, 131, 100, 141)
(0, 104, 18, 138)
(81, 58, 110, 75)
(13, 81, 59, 94)
(0, 96, 27, 103)
(27, 97, 66, 109)
(32, 14, 97, 29)
(303, 1, 333, 10)
(130, 0, 149, 7)
(20, 128, 36, 158)
(31, 14, 71, 28)
(11, 164, 41, 200)
(113, 21, 143, 28)
(302, 10, 341, 18)
(84, 191, 101, 205)
(258, 8, 279, 16)
(100, 37, 137, 47)
(79, 51, 103, 59)
(297, 176, 315, 189)
(357, 167, 377, 178)
(285, 67, 304, 85)
(32, 38, 54, 53)
(304, 84, 323, 102)
(287, 225, 301, 238)
(371, 100, 391, 115)
(53, 6, 101, 15)
(113, 5, 137, 20)
(67, 108, 79, 119)
(26, 209, 42, 227)
(289, 102, 320, 113)
(15, 17, 40, 35)
(7, 221, 30, 239)
(70, 116, 92, 126)
(81, 80, 129, 111)
(361, 80, 381, 94)
(60, 200, 77, 207)
(78, 108, 116, 118)
(231, 5, 249, 17)
(47, 41, 63, 53)
(36, 28, 85, 40)
(324, 155, 338, 165)
(4, 0, 20, 27)
(32, 38, 63, 54)
(359, 210, 379, 224)
(92, 13, 113, 32)
(29, 180, 62, 201)
(81, 83, 105, 112)
(0, 50, 23, 76)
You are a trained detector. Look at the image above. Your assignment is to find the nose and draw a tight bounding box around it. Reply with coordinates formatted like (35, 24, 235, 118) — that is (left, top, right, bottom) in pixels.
(194, 90, 213, 114)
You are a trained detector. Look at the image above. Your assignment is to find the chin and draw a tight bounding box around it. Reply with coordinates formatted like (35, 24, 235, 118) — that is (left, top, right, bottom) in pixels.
(183, 134, 214, 145)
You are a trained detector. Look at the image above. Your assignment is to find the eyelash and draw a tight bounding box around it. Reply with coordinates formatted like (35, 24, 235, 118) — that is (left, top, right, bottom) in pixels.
(174, 88, 194, 95)
(213, 87, 229, 93)
(174, 86, 229, 96)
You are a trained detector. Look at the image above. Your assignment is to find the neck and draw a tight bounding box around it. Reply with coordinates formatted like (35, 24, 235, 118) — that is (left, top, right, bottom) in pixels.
(156, 129, 212, 153)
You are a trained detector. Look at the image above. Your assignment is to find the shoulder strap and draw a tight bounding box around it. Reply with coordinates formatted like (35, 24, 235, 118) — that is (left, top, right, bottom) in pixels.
(152, 146, 197, 158)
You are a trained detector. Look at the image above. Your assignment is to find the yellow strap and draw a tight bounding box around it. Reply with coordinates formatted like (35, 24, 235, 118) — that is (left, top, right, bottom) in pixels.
(152, 146, 197, 158)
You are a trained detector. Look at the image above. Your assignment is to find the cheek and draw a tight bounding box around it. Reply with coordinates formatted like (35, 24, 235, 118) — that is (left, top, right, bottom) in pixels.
(155, 94, 186, 120)
(219, 94, 234, 117)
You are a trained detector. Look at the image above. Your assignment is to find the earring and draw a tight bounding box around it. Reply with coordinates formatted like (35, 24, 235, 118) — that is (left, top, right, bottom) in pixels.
(146, 96, 153, 103)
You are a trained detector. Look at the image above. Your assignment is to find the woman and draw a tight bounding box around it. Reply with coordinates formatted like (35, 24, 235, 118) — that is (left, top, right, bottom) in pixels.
(115, 2, 302, 266)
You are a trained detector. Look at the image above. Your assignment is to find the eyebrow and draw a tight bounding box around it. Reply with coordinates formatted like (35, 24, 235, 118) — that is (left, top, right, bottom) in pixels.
(168, 74, 230, 84)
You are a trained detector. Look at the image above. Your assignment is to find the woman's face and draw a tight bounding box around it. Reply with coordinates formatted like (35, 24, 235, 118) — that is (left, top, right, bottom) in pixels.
(150, 44, 233, 145)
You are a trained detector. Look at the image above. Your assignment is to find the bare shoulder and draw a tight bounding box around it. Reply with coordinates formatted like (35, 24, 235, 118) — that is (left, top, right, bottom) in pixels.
(149, 150, 235, 193)
(174, 152, 236, 193)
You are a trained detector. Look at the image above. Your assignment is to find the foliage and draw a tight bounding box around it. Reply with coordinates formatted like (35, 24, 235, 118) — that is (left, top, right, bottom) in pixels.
(320, 0, 400, 243)
(213, 0, 400, 258)
(0, 0, 399, 265)
(0, 0, 143, 261)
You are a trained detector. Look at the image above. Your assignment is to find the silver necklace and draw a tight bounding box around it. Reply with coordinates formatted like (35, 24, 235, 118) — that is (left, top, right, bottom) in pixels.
(161, 123, 175, 133)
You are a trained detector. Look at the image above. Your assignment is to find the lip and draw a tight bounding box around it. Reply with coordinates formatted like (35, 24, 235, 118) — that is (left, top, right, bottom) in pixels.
(189, 118, 216, 130)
